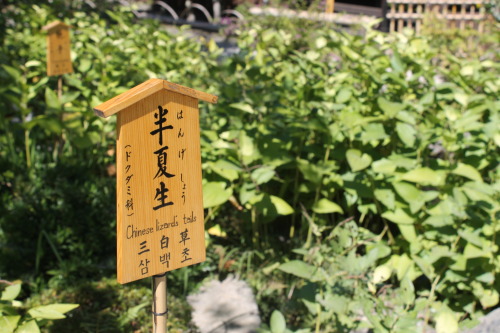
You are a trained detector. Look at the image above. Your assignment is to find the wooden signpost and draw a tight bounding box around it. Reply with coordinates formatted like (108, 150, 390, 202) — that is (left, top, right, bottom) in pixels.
(42, 21, 73, 77)
(94, 78, 217, 332)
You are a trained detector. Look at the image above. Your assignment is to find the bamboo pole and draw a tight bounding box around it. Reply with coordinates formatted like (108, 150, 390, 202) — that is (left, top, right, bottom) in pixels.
(153, 273, 168, 333)
(57, 75, 63, 101)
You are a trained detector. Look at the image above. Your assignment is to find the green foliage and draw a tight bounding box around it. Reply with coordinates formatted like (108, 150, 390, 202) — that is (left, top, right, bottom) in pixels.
(0, 2, 499, 332)
(0, 281, 78, 333)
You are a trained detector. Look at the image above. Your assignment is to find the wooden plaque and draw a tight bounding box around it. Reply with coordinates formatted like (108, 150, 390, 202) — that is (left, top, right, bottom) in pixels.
(42, 21, 73, 76)
(94, 79, 217, 284)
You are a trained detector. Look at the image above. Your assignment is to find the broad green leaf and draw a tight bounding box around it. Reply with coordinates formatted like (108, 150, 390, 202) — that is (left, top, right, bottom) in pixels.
(28, 304, 78, 320)
(270, 195, 294, 215)
(0, 315, 20, 333)
(45, 87, 60, 110)
(239, 132, 259, 165)
(297, 159, 322, 185)
(451, 163, 483, 182)
(202, 182, 232, 208)
(393, 182, 425, 213)
(382, 208, 415, 224)
(251, 166, 275, 185)
(374, 189, 395, 210)
(378, 97, 404, 118)
(279, 260, 320, 281)
(396, 122, 416, 147)
(402, 168, 445, 186)
(346, 149, 372, 172)
(1, 284, 21, 301)
(270, 310, 286, 333)
(400, 276, 415, 305)
(372, 265, 391, 284)
(435, 311, 458, 333)
(361, 123, 388, 142)
(371, 159, 396, 174)
(230, 103, 254, 114)
(15, 320, 40, 333)
(398, 224, 417, 242)
(479, 289, 499, 308)
(423, 215, 454, 227)
(312, 198, 344, 214)
(336, 88, 352, 104)
(14, 320, 40, 333)
(209, 160, 240, 181)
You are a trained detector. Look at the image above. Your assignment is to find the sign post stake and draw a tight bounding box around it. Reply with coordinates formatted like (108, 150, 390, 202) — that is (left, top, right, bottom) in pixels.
(94, 79, 217, 332)
(153, 273, 168, 333)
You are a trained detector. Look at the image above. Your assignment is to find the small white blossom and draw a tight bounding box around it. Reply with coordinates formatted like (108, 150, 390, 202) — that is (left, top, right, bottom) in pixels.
(188, 276, 260, 333)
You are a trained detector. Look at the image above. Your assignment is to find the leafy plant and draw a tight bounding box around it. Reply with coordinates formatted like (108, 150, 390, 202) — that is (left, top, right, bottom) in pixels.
(0, 280, 78, 333)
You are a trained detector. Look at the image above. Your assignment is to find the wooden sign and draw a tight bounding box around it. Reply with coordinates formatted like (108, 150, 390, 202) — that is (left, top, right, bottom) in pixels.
(94, 79, 217, 284)
(42, 21, 73, 76)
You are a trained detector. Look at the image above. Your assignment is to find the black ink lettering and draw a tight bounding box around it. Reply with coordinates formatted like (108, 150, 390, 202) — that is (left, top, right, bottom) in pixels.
(153, 181, 173, 210)
(179, 228, 190, 245)
(177, 110, 183, 120)
(181, 248, 192, 263)
(178, 128, 184, 138)
(150, 106, 173, 146)
(125, 174, 133, 184)
(153, 146, 175, 179)
(138, 240, 150, 255)
(160, 235, 169, 249)
(178, 148, 186, 160)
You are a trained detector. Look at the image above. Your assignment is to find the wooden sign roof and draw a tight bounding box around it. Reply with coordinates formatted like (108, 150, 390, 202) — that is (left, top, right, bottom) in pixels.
(42, 21, 71, 32)
(94, 79, 218, 118)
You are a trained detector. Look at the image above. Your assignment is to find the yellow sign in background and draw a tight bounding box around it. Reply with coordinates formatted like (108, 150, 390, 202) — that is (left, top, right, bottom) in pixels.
(43, 21, 73, 76)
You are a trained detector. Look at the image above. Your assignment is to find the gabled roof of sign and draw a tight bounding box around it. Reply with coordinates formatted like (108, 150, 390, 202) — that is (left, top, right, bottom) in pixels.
(93, 79, 218, 118)
(42, 21, 71, 32)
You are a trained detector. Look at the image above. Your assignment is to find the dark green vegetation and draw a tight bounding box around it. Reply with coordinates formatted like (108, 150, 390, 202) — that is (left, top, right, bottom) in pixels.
(1, 3, 499, 332)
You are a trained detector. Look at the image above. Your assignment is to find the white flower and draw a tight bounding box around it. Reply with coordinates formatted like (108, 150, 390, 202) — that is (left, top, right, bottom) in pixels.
(188, 276, 260, 333)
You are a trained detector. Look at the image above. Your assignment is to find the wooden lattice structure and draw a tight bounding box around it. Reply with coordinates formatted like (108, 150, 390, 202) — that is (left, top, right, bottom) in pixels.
(386, 0, 490, 33)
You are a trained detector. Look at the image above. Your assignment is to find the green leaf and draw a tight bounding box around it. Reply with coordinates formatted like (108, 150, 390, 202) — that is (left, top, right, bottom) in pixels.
(202, 182, 232, 208)
(396, 122, 416, 147)
(1, 284, 21, 301)
(346, 149, 372, 172)
(336, 88, 352, 104)
(14, 320, 40, 333)
(382, 209, 415, 224)
(239, 131, 259, 165)
(451, 163, 483, 182)
(209, 160, 241, 181)
(297, 159, 322, 185)
(479, 289, 499, 308)
(398, 224, 417, 242)
(270, 310, 286, 333)
(400, 276, 415, 305)
(374, 189, 395, 210)
(435, 311, 458, 333)
(361, 123, 388, 142)
(378, 97, 404, 118)
(28, 304, 78, 320)
(402, 168, 445, 186)
(372, 265, 392, 284)
(251, 166, 275, 185)
(230, 103, 254, 114)
(372, 159, 397, 174)
(44, 87, 60, 110)
(270, 195, 294, 215)
(0, 316, 20, 333)
(279, 260, 320, 281)
(312, 198, 344, 214)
